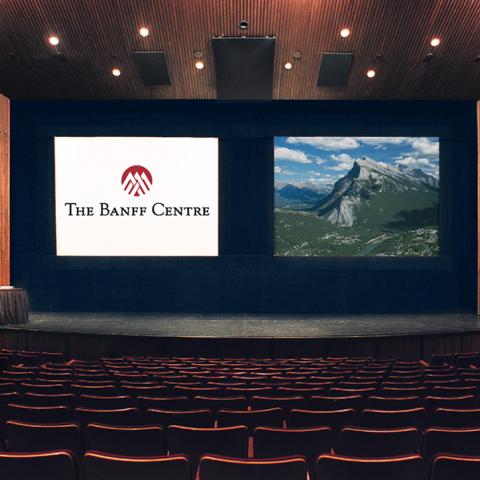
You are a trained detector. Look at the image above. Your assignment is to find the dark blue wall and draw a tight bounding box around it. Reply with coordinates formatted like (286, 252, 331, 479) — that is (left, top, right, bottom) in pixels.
(10, 100, 477, 313)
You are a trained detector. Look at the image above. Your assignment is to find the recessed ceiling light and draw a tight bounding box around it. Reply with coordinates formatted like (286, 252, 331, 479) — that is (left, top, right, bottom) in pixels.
(340, 28, 351, 38)
(48, 36, 60, 46)
(195, 61, 205, 70)
(112, 68, 121, 77)
(366, 69, 376, 78)
(139, 27, 149, 37)
(284, 62, 293, 70)
(430, 37, 441, 47)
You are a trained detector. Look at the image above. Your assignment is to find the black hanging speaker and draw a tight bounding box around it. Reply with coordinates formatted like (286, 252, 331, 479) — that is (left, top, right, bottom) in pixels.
(133, 51, 171, 86)
(212, 37, 276, 100)
(317, 52, 354, 87)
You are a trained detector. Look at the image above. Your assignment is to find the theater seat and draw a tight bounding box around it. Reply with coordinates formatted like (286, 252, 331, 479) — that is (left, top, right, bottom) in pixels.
(198, 454, 308, 480)
(6, 421, 83, 458)
(423, 427, 480, 460)
(6, 404, 71, 423)
(287, 408, 356, 432)
(84, 452, 190, 480)
(74, 407, 142, 426)
(217, 408, 284, 435)
(147, 408, 214, 427)
(254, 426, 332, 475)
(431, 455, 480, 480)
(316, 454, 424, 480)
(431, 408, 480, 427)
(336, 426, 420, 457)
(86, 424, 165, 456)
(0, 451, 77, 480)
(251, 395, 306, 411)
(359, 408, 426, 428)
(167, 425, 249, 472)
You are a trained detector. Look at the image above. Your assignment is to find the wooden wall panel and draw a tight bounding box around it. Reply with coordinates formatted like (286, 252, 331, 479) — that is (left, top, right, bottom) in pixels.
(0, 94, 9, 286)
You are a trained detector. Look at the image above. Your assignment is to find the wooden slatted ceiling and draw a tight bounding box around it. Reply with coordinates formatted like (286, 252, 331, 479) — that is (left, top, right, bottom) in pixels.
(0, 0, 479, 100)
(0, 95, 9, 286)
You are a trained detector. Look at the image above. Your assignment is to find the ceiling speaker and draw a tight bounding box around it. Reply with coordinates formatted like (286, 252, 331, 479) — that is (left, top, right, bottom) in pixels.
(212, 37, 275, 100)
(133, 51, 171, 86)
(317, 52, 353, 87)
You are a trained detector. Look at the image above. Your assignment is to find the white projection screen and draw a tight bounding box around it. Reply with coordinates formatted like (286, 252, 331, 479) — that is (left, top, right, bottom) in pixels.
(55, 137, 219, 256)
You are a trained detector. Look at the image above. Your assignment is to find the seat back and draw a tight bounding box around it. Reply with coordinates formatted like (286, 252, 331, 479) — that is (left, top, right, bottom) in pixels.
(75, 407, 141, 426)
(254, 426, 331, 475)
(192, 396, 248, 412)
(432, 455, 480, 480)
(198, 454, 308, 480)
(6, 421, 83, 458)
(251, 396, 305, 411)
(287, 408, 356, 431)
(84, 452, 190, 480)
(423, 427, 480, 460)
(217, 408, 284, 435)
(316, 454, 423, 480)
(431, 408, 480, 427)
(359, 408, 425, 428)
(147, 408, 214, 427)
(6, 404, 71, 423)
(337, 426, 419, 457)
(86, 424, 165, 456)
(167, 425, 249, 472)
(0, 451, 77, 480)
(308, 395, 363, 411)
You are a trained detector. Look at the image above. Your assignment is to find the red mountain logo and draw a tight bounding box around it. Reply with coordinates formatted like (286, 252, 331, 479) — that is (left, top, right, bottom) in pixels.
(121, 165, 153, 196)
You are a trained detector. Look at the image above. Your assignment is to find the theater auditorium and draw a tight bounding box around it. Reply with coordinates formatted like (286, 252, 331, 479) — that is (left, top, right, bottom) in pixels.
(0, 1, 479, 479)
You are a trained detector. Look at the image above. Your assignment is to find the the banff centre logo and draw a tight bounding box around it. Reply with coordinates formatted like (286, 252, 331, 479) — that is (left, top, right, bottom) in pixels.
(121, 165, 153, 196)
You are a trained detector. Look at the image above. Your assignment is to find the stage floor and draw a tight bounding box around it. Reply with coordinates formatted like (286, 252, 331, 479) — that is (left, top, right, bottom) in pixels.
(8, 312, 480, 339)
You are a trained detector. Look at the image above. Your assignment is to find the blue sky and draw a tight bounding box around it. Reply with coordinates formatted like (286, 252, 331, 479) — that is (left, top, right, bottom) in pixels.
(274, 136, 439, 191)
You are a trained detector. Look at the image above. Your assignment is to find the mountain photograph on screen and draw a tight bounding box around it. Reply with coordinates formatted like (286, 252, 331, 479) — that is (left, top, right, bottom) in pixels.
(274, 136, 440, 256)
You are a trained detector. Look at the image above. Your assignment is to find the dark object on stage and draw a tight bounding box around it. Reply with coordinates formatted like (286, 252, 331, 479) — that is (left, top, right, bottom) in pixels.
(317, 53, 353, 87)
(212, 37, 275, 100)
(133, 51, 171, 86)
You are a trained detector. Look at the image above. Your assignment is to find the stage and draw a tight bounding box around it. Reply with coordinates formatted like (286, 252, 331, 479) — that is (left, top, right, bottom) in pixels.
(13, 312, 480, 338)
(1, 312, 480, 361)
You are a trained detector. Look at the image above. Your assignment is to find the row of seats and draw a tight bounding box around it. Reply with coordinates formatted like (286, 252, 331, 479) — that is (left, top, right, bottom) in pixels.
(2, 403, 480, 430)
(0, 449, 476, 480)
(3, 420, 480, 464)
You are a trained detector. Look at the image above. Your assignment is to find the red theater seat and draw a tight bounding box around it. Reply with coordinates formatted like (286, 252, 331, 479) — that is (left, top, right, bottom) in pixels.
(0, 451, 77, 480)
(336, 426, 420, 457)
(359, 408, 426, 428)
(431, 408, 480, 427)
(22, 393, 76, 408)
(74, 407, 142, 426)
(136, 395, 192, 411)
(6, 404, 71, 423)
(85, 452, 190, 480)
(217, 408, 284, 434)
(147, 408, 214, 427)
(6, 421, 83, 458)
(423, 427, 480, 460)
(366, 396, 423, 410)
(198, 454, 308, 480)
(309, 395, 363, 411)
(77, 395, 134, 409)
(192, 395, 248, 411)
(287, 408, 356, 432)
(316, 454, 424, 480)
(167, 425, 249, 472)
(431, 455, 480, 480)
(86, 423, 165, 456)
(254, 426, 332, 475)
(251, 395, 306, 411)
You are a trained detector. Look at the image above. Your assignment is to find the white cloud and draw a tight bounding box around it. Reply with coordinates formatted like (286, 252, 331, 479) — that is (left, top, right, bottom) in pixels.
(274, 146, 311, 164)
(355, 137, 409, 146)
(330, 153, 354, 163)
(274, 166, 282, 173)
(330, 162, 354, 171)
(286, 136, 360, 150)
(410, 137, 439, 156)
(395, 156, 433, 168)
